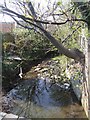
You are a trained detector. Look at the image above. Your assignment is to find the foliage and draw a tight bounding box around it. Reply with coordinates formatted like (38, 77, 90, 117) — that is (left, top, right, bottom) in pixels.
(2, 22, 82, 92)
(13, 28, 54, 60)
(52, 22, 81, 50)
(34, 55, 70, 84)
(1, 0, 86, 92)
(2, 59, 20, 92)
(2, 28, 56, 91)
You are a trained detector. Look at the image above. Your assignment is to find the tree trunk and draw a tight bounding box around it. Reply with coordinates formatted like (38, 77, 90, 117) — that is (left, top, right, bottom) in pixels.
(1, 2, 85, 61)
(29, 2, 85, 61)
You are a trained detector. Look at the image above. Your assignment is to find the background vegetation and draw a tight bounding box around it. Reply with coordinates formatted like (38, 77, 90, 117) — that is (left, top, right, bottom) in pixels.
(2, 21, 81, 92)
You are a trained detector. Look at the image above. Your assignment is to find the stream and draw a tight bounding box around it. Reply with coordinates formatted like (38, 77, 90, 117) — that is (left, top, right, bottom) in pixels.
(2, 59, 88, 119)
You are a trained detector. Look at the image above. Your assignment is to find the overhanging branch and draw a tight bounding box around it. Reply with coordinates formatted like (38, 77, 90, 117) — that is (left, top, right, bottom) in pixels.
(1, 5, 87, 26)
(0, 4, 85, 61)
(62, 25, 81, 43)
(28, 2, 85, 61)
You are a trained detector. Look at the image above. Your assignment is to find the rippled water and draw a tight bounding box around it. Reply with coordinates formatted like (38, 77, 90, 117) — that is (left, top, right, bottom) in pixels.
(3, 79, 88, 119)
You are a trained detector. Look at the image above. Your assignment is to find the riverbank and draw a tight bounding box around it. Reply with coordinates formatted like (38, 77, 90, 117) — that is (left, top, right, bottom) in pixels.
(1, 56, 88, 118)
(2, 51, 60, 94)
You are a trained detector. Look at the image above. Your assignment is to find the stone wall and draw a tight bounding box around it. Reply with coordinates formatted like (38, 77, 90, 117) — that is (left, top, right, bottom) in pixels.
(80, 29, 90, 119)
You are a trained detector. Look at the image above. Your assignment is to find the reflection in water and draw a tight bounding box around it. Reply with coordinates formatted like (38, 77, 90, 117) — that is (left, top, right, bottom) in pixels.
(3, 79, 87, 118)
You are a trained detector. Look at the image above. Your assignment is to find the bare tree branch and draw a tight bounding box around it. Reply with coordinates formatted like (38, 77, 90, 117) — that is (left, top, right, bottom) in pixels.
(62, 25, 81, 43)
(1, 6, 87, 26)
(0, 2, 85, 61)
(28, 2, 85, 61)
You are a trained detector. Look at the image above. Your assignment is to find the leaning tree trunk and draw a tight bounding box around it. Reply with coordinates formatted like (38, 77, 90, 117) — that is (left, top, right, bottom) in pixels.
(28, 2, 85, 61)
(1, 2, 85, 61)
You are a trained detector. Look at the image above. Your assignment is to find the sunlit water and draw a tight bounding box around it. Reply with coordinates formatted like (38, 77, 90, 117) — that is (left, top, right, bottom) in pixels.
(3, 79, 88, 119)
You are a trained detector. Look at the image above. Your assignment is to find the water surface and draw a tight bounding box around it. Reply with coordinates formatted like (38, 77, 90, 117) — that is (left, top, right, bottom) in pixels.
(3, 79, 88, 119)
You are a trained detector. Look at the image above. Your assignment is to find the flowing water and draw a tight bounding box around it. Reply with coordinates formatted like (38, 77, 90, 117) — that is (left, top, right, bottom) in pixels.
(3, 78, 88, 119)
